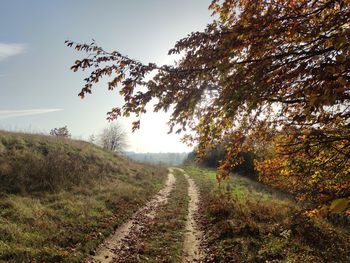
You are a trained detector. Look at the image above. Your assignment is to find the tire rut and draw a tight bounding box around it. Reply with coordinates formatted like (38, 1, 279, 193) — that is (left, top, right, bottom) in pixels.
(177, 168, 205, 263)
(86, 169, 176, 263)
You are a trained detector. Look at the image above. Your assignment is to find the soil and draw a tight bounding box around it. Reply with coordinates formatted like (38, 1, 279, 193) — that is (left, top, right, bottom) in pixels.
(86, 167, 204, 263)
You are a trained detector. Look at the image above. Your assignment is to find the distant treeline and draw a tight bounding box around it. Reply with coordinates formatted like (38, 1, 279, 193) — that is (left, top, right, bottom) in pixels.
(123, 152, 189, 166)
(185, 146, 256, 179)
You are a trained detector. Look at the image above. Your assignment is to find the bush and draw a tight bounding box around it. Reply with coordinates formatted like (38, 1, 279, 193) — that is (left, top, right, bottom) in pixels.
(49, 126, 71, 138)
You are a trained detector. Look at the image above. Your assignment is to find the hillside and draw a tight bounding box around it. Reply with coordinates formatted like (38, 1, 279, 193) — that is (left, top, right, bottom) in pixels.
(0, 131, 167, 262)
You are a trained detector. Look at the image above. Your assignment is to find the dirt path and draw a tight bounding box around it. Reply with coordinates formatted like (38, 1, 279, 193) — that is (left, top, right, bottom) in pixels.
(86, 169, 176, 263)
(177, 168, 204, 263)
(86, 168, 204, 263)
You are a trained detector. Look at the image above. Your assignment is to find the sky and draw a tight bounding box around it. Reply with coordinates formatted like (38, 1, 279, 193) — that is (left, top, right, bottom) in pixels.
(0, 0, 213, 153)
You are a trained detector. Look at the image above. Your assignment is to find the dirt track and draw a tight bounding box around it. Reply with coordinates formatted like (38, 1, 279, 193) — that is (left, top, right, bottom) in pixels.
(183, 173, 203, 262)
(86, 167, 204, 263)
(87, 169, 176, 263)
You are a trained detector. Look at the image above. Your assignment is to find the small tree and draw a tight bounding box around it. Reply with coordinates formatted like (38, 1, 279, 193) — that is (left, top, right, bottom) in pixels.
(99, 123, 126, 152)
(88, 134, 96, 144)
(50, 126, 71, 138)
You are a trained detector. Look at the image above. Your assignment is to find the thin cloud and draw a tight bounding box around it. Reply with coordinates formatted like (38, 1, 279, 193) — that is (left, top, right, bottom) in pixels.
(0, 43, 27, 61)
(0, 109, 63, 119)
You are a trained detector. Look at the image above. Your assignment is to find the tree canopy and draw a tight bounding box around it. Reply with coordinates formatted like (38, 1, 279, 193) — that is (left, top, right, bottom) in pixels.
(99, 123, 127, 152)
(67, 0, 350, 203)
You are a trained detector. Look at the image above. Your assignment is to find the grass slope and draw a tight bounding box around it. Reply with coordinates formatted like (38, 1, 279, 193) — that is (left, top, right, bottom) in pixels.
(0, 131, 167, 262)
(185, 166, 350, 263)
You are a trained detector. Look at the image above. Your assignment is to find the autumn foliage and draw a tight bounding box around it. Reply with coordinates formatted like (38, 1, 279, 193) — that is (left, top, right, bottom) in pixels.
(67, 0, 350, 206)
(254, 128, 350, 204)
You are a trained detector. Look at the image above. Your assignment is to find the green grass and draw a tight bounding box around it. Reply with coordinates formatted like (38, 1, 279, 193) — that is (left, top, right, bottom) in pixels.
(142, 170, 189, 262)
(0, 131, 167, 262)
(118, 170, 189, 263)
(184, 166, 350, 263)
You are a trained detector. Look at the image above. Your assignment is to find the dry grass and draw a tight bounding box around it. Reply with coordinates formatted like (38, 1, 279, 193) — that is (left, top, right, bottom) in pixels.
(185, 166, 350, 263)
(0, 131, 167, 262)
(0, 130, 131, 193)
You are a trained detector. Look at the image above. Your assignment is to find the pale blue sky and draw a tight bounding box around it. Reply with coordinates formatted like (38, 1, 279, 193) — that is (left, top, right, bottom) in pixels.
(0, 0, 213, 152)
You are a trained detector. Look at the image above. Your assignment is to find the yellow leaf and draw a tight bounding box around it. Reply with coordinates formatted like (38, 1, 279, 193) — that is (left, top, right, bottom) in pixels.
(330, 198, 349, 213)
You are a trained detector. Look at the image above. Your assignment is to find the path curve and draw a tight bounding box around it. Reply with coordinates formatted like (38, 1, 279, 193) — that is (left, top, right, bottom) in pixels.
(87, 169, 176, 263)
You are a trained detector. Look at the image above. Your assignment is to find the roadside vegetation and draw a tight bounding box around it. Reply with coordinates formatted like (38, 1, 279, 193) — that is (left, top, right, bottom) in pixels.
(185, 166, 350, 263)
(0, 130, 167, 262)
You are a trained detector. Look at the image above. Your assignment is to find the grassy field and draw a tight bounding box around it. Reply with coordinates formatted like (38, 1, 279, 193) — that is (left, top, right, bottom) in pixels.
(184, 166, 350, 263)
(0, 131, 167, 262)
